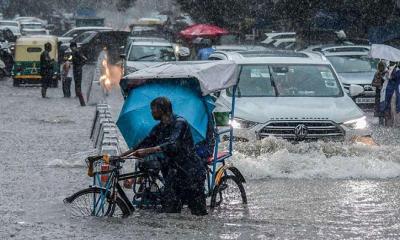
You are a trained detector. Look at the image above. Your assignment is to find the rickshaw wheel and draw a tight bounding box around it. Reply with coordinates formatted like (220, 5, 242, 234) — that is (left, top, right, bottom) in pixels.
(64, 187, 131, 218)
(210, 175, 247, 210)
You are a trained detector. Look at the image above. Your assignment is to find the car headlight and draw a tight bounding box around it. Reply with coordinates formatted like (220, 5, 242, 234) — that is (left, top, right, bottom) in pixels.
(343, 116, 367, 129)
(229, 118, 258, 129)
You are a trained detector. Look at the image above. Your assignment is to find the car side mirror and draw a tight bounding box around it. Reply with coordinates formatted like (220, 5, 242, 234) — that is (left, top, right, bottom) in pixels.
(349, 84, 364, 97)
(120, 53, 126, 59)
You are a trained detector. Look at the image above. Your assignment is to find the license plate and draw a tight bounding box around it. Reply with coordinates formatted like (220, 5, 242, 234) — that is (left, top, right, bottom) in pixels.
(355, 97, 375, 104)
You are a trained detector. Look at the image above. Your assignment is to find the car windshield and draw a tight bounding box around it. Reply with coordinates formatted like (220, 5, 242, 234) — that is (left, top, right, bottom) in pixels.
(128, 45, 176, 61)
(327, 55, 376, 73)
(228, 64, 343, 97)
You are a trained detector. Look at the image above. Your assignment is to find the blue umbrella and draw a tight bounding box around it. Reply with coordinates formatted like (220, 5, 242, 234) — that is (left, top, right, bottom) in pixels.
(117, 82, 214, 149)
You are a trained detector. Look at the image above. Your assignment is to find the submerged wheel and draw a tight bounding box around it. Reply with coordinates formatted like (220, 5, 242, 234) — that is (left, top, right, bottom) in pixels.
(133, 176, 163, 210)
(210, 175, 247, 210)
(64, 187, 131, 218)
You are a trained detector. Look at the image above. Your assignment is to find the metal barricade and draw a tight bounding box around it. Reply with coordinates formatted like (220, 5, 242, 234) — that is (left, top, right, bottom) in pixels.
(90, 103, 121, 155)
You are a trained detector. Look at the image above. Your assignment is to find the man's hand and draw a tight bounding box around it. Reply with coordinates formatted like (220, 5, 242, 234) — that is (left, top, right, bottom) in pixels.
(132, 149, 149, 158)
(132, 146, 161, 157)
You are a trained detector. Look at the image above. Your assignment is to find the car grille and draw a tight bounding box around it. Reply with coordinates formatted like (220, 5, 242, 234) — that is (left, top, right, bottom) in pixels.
(258, 121, 344, 140)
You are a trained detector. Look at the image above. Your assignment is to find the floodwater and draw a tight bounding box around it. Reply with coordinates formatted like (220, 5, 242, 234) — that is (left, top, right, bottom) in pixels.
(1, 66, 400, 239)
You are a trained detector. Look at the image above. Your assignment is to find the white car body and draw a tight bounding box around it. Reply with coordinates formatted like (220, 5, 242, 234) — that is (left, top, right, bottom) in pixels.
(124, 37, 176, 76)
(261, 32, 296, 45)
(14, 17, 47, 26)
(209, 50, 370, 141)
(20, 22, 43, 31)
(21, 28, 49, 36)
(1, 26, 21, 37)
(0, 20, 19, 28)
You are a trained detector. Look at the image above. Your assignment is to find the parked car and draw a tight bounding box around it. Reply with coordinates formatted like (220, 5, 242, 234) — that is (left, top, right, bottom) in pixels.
(123, 37, 177, 76)
(208, 50, 370, 142)
(58, 26, 112, 44)
(79, 30, 130, 63)
(21, 28, 49, 36)
(1, 26, 21, 38)
(58, 30, 108, 61)
(14, 17, 47, 26)
(261, 32, 296, 45)
(20, 22, 44, 31)
(307, 45, 377, 108)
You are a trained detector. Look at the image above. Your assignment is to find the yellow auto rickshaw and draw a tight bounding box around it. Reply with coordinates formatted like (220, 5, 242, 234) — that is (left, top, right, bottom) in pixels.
(12, 35, 59, 87)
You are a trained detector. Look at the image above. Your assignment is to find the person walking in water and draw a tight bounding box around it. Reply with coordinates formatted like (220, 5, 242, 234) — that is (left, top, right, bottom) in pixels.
(61, 50, 73, 97)
(372, 61, 387, 125)
(39, 42, 54, 98)
(70, 42, 87, 106)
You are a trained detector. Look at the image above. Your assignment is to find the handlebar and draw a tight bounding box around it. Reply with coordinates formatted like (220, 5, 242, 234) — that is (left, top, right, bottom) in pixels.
(86, 155, 141, 177)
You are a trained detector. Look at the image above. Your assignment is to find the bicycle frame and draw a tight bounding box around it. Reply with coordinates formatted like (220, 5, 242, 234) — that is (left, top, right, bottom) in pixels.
(90, 161, 141, 214)
(207, 85, 237, 195)
(90, 158, 166, 213)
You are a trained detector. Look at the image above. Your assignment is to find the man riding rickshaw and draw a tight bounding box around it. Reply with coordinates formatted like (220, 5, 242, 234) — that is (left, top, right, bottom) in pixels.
(65, 61, 247, 217)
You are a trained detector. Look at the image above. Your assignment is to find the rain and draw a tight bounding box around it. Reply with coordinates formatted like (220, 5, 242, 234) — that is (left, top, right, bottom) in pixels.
(1, 0, 400, 239)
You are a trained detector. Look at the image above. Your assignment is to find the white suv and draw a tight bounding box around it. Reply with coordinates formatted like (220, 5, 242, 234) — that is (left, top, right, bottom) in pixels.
(209, 50, 371, 141)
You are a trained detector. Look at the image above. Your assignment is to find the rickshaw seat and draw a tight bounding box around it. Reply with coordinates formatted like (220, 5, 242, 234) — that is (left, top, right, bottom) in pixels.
(207, 151, 229, 165)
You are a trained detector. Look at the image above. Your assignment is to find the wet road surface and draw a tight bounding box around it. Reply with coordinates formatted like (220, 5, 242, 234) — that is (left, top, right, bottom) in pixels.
(1, 66, 400, 239)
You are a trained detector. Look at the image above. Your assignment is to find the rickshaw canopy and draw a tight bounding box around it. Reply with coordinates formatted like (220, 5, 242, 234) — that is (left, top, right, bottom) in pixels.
(120, 61, 239, 97)
(117, 82, 215, 148)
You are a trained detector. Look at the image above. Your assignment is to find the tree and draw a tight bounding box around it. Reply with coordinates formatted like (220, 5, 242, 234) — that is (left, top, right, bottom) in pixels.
(177, 0, 397, 36)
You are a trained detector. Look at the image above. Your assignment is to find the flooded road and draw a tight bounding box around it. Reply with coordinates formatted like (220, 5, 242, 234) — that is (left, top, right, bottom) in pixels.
(1, 67, 400, 239)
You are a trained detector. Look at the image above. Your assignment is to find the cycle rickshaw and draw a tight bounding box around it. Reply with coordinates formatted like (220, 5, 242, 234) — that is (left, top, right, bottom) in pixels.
(64, 61, 247, 217)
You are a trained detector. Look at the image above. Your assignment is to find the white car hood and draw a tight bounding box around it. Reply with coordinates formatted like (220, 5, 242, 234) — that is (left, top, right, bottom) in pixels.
(218, 95, 364, 124)
(338, 72, 375, 85)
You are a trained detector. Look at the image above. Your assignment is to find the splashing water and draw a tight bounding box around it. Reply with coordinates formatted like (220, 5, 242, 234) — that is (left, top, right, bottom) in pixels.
(230, 137, 400, 180)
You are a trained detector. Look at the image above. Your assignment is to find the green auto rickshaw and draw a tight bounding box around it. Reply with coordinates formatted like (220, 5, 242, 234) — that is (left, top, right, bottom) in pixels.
(12, 35, 59, 87)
